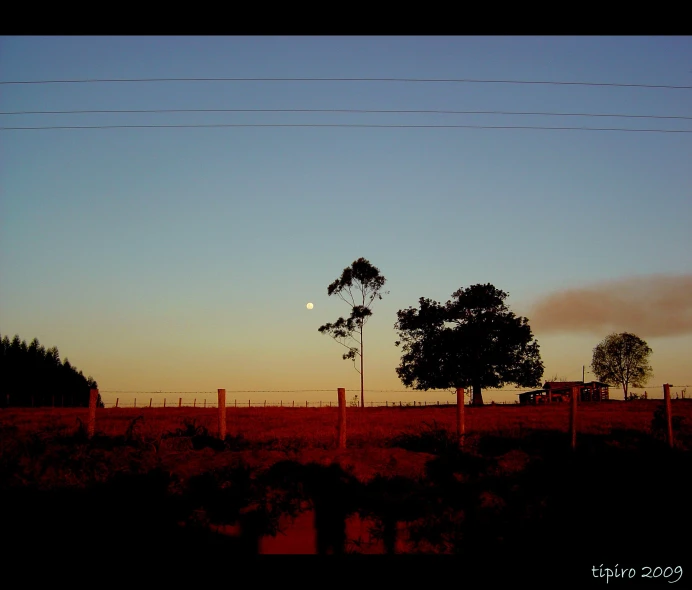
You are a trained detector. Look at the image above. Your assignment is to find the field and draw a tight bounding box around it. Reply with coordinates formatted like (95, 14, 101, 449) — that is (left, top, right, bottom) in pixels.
(2, 401, 691, 582)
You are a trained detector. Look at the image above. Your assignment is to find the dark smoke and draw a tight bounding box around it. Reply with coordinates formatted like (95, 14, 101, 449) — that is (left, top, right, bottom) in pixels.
(528, 274, 692, 338)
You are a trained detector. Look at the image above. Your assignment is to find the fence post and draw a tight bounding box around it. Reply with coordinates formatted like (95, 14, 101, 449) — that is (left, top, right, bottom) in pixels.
(456, 388, 465, 448)
(115, 398, 119, 408)
(88, 389, 98, 439)
(570, 385, 579, 451)
(163, 398, 166, 408)
(306, 400, 308, 407)
(337, 388, 346, 449)
(149, 398, 152, 408)
(218, 389, 226, 440)
(663, 384, 674, 448)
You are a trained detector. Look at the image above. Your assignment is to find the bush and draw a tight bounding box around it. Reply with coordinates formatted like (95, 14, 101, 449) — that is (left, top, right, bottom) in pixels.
(650, 404, 685, 439)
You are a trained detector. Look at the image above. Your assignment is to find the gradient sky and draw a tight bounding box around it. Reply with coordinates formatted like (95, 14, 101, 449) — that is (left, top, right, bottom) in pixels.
(1, 36, 691, 406)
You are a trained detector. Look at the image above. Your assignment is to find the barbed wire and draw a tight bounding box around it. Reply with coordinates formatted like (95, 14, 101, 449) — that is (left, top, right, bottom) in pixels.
(99, 386, 690, 395)
(2, 76, 691, 89)
(3, 108, 690, 120)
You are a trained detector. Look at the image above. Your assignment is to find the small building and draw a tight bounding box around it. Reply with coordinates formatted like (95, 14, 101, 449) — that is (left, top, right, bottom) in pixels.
(518, 381, 611, 405)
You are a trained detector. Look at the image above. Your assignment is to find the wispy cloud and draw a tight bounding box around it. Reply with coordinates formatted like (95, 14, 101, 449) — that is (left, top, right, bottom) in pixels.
(528, 274, 692, 338)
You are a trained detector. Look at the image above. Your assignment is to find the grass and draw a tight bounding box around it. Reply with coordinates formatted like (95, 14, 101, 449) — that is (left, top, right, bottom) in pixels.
(4, 399, 689, 444)
(2, 400, 691, 560)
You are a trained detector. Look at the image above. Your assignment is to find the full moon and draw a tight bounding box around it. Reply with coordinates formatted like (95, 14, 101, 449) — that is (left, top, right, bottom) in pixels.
(306, 302, 314, 310)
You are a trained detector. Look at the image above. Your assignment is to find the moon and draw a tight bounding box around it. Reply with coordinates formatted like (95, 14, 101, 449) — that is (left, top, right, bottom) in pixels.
(306, 302, 314, 310)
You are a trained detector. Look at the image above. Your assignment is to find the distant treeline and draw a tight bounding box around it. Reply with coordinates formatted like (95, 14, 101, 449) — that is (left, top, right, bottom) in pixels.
(0, 333, 101, 408)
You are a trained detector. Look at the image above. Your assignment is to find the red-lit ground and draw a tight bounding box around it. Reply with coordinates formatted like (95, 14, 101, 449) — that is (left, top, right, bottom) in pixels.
(2, 401, 691, 561)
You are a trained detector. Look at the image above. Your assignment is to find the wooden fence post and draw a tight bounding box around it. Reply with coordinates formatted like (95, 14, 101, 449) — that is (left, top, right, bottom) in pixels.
(337, 388, 346, 449)
(193, 399, 196, 408)
(115, 398, 119, 408)
(218, 389, 226, 440)
(570, 385, 579, 451)
(456, 388, 465, 448)
(149, 398, 152, 408)
(88, 389, 98, 439)
(663, 384, 674, 449)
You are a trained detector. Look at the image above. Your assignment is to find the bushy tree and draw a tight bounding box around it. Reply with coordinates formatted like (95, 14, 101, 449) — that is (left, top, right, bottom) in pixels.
(394, 284, 544, 406)
(591, 332, 653, 401)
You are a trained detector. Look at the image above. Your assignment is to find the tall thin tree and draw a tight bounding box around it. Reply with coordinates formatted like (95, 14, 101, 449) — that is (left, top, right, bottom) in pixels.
(318, 258, 388, 408)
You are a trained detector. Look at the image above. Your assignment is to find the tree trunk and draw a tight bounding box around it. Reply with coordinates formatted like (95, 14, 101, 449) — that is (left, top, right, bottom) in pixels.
(472, 381, 484, 406)
(623, 381, 628, 401)
(360, 325, 364, 408)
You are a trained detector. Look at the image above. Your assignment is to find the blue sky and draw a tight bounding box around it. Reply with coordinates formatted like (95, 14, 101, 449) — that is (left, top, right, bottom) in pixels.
(1, 36, 691, 406)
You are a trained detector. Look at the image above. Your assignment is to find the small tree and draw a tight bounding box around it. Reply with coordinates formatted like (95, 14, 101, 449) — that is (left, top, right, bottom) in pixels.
(591, 332, 653, 401)
(318, 258, 388, 408)
(394, 284, 544, 406)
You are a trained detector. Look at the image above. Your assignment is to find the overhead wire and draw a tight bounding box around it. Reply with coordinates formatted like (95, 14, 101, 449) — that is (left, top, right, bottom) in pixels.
(2, 76, 691, 89)
(2, 123, 690, 133)
(2, 108, 690, 120)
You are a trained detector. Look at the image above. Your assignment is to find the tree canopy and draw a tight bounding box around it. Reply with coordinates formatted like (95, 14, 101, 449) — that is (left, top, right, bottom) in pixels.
(0, 333, 101, 407)
(394, 284, 544, 405)
(591, 332, 653, 401)
(318, 257, 388, 408)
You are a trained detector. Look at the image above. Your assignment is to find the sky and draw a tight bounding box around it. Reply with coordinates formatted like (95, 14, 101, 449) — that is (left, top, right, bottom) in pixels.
(1, 36, 691, 406)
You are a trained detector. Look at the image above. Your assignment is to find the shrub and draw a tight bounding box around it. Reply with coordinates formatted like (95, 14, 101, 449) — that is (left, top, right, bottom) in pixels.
(650, 404, 685, 440)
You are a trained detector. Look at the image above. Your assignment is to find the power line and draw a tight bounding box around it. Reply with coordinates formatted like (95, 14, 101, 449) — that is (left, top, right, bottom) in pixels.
(1, 76, 691, 89)
(2, 123, 690, 133)
(3, 107, 690, 121)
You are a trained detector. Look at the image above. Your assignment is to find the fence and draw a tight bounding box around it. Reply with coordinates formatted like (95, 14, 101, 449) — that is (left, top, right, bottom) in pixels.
(80, 384, 684, 450)
(102, 399, 480, 409)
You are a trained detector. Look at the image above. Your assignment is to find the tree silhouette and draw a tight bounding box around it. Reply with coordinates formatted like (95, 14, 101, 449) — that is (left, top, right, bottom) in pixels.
(591, 332, 653, 401)
(394, 284, 544, 405)
(317, 258, 389, 408)
(0, 332, 101, 407)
